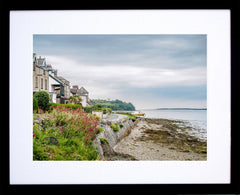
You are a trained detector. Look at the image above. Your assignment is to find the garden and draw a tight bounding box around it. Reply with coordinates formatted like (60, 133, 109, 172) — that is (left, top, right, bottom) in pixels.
(33, 91, 103, 160)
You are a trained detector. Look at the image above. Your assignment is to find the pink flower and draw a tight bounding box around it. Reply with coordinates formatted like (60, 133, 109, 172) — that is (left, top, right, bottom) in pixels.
(33, 133, 36, 137)
(59, 127, 63, 131)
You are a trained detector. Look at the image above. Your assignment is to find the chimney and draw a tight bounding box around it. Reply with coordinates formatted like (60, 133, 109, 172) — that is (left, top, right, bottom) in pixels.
(54, 70, 58, 77)
(72, 85, 78, 89)
(39, 56, 41, 59)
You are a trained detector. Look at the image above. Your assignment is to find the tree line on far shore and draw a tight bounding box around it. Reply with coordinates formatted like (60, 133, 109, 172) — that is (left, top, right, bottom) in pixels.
(90, 99, 135, 111)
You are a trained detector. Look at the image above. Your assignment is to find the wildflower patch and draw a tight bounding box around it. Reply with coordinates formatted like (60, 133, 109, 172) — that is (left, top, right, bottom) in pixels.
(33, 106, 102, 160)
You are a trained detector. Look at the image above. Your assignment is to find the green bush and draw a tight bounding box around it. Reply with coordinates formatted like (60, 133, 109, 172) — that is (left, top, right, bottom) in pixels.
(131, 117, 137, 122)
(33, 96, 38, 112)
(48, 103, 82, 111)
(99, 138, 109, 144)
(102, 108, 112, 114)
(110, 123, 119, 132)
(84, 106, 94, 113)
(97, 127, 103, 134)
(96, 104, 102, 109)
(34, 91, 50, 111)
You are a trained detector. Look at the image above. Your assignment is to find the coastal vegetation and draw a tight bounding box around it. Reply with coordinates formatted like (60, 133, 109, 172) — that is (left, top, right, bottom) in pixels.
(82, 104, 112, 114)
(90, 99, 135, 111)
(33, 105, 101, 160)
(116, 112, 137, 122)
(99, 138, 109, 144)
(110, 123, 119, 132)
(32, 94, 207, 161)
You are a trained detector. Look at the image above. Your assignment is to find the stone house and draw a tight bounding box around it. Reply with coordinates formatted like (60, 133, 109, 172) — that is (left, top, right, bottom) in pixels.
(33, 53, 72, 104)
(57, 76, 71, 104)
(70, 86, 90, 107)
(48, 69, 71, 104)
(33, 53, 49, 94)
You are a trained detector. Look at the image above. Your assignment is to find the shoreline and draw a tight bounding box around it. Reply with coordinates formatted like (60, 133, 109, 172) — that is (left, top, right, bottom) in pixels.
(110, 117, 207, 161)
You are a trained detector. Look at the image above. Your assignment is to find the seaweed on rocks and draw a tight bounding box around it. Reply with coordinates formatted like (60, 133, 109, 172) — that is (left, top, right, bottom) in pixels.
(140, 118, 207, 156)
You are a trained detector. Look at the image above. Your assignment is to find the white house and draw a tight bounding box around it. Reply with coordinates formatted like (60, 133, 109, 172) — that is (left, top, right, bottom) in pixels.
(70, 86, 90, 107)
(48, 70, 64, 103)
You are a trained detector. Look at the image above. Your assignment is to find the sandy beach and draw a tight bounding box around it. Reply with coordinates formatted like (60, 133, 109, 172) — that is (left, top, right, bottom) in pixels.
(113, 118, 207, 161)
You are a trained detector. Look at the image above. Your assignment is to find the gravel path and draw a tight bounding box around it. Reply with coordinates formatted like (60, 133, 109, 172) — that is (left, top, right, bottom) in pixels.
(103, 114, 128, 122)
(114, 119, 206, 161)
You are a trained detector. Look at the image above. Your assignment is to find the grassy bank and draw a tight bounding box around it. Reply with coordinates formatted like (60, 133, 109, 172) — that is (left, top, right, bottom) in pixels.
(33, 105, 102, 160)
(115, 112, 137, 122)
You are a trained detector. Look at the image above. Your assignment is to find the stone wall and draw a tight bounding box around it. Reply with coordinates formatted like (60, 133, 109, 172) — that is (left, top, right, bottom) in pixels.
(93, 117, 138, 159)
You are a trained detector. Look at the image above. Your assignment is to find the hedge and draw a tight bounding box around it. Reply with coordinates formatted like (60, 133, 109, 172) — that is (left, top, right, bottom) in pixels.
(47, 103, 111, 114)
(47, 103, 83, 110)
(83, 106, 94, 113)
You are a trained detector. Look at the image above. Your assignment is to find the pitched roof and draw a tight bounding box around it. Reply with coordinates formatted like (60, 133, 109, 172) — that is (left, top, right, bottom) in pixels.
(70, 87, 88, 96)
(57, 76, 70, 85)
(49, 74, 63, 85)
(79, 87, 88, 94)
(70, 88, 77, 94)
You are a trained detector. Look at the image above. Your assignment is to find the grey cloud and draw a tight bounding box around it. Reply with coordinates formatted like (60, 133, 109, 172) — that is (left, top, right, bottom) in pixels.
(34, 34, 206, 69)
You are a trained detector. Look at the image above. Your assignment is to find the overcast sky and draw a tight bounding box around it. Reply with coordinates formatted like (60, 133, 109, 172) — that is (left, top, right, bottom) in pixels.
(33, 34, 207, 109)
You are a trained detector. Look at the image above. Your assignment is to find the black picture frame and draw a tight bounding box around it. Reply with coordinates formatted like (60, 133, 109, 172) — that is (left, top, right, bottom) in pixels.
(3, 1, 240, 194)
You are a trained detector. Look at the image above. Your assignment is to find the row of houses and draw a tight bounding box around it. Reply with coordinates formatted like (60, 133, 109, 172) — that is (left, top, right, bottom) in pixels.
(33, 53, 90, 107)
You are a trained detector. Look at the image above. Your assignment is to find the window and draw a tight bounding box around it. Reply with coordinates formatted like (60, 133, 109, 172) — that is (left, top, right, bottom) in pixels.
(35, 77, 38, 88)
(41, 78, 43, 89)
(45, 79, 47, 90)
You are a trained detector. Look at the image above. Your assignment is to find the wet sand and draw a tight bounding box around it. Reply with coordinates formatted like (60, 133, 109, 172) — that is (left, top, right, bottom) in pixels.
(113, 118, 207, 161)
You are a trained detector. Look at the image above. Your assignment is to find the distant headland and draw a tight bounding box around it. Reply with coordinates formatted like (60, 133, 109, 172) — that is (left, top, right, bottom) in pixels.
(156, 108, 207, 110)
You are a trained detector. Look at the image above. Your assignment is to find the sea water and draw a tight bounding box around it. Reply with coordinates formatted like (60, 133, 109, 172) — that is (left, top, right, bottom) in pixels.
(140, 109, 207, 141)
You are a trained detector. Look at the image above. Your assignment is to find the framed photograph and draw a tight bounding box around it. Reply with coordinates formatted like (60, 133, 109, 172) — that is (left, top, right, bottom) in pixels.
(9, 9, 232, 187)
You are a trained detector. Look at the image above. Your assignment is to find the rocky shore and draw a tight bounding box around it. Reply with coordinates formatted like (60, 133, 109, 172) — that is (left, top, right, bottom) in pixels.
(111, 118, 207, 161)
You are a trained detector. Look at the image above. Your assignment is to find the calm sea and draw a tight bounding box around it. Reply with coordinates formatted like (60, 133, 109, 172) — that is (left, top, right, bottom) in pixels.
(140, 109, 207, 141)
